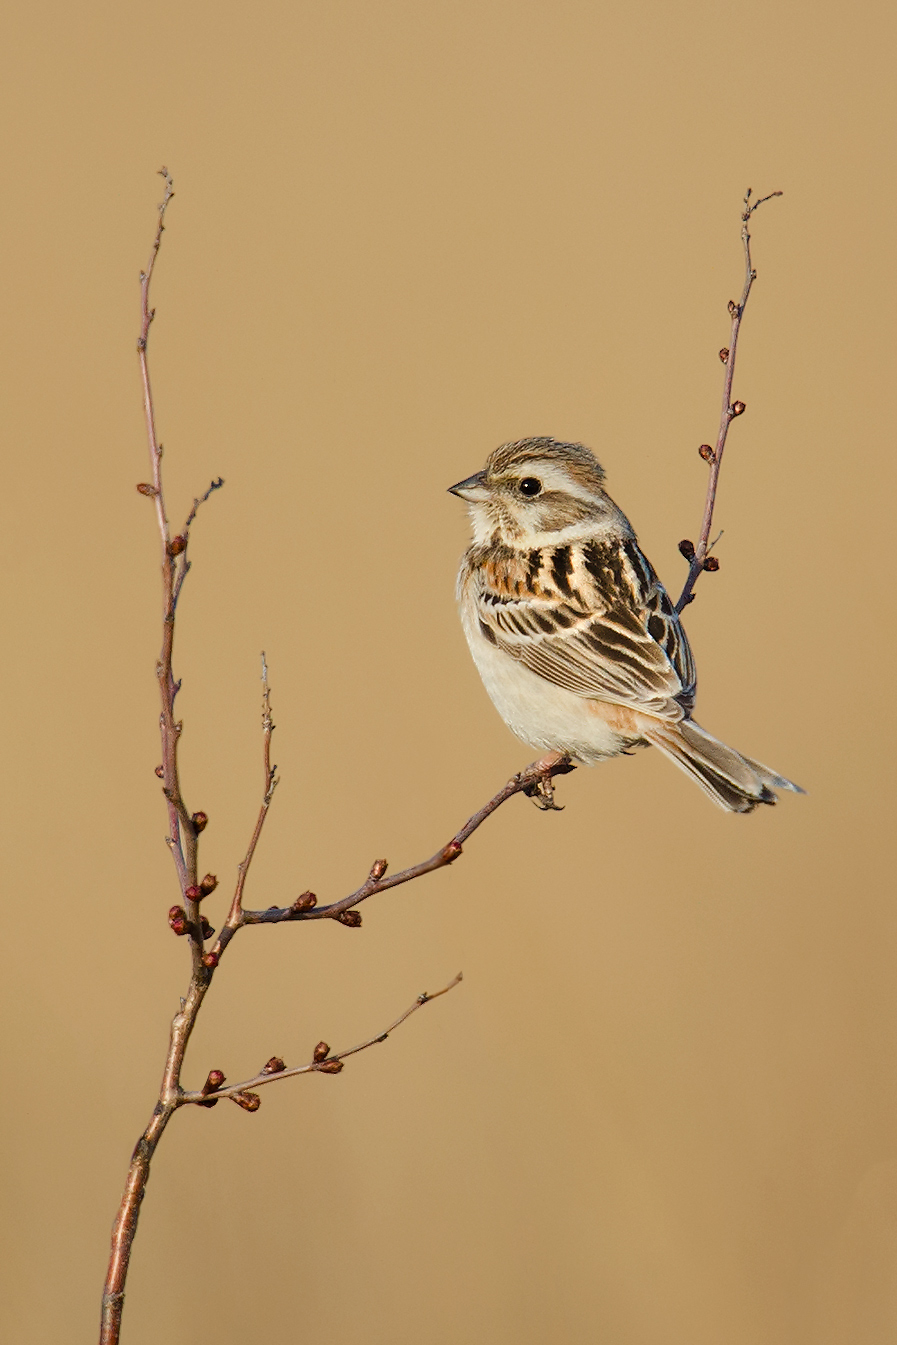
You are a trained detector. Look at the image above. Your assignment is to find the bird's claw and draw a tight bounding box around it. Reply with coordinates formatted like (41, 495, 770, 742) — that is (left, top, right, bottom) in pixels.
(528, 775, 565, 810)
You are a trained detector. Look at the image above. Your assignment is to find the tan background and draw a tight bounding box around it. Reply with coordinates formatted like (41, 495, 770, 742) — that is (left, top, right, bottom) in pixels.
(1, 1, 895, 1342)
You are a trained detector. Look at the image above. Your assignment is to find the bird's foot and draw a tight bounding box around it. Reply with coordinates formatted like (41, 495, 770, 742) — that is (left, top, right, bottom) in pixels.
(522, 751, 574, 811)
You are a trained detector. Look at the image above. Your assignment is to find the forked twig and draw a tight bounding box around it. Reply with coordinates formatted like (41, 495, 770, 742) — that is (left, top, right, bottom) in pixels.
(675, 188, 782, 612)
(184, 974, 463, 1109)
(101, 171, 574, 1345)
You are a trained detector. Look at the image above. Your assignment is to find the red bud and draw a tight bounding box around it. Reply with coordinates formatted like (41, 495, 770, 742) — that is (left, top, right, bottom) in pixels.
(185, 885, 202, 901)
(191, 812, 208, 833)
(442, 840, 463, 862)
(168, 906, 188, 936)
(201, 951, 219, 969)
(199, 1068, 224, 1106)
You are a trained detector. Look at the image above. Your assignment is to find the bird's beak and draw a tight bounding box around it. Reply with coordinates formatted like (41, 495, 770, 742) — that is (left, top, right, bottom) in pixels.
(447, 470, 488, 502)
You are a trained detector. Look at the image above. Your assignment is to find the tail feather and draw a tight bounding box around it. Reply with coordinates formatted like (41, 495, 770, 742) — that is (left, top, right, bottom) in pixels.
(643, 718, 805, 814)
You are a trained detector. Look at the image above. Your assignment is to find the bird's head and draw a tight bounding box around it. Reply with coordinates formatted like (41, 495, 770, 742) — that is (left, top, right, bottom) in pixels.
(448, 437, 627, 546)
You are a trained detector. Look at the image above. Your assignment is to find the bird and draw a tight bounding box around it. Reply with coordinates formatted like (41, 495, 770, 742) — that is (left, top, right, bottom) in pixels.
(449, 436, 803, 813)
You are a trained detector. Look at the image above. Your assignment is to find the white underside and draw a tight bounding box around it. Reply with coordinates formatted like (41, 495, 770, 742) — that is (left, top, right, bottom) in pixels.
(460, 599, 635, 764)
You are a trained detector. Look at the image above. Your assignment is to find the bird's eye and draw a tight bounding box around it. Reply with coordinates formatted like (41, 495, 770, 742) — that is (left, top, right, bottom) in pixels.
(519, 477, 542, 497)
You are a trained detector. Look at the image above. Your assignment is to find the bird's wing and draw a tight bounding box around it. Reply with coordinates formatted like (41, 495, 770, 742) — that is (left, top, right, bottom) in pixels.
(472, 537, 696, 719)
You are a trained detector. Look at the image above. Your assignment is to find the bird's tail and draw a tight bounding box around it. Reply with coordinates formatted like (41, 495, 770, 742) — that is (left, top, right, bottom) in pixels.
(642, 718, 805, 814)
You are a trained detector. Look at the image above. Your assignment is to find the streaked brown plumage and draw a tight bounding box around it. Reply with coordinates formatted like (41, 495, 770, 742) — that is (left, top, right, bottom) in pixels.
(449, 437, 802, 813)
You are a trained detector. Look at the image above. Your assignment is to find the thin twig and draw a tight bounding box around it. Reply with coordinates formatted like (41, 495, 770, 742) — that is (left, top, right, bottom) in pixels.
(172, 477, 226, 608)
(183, 974, 463, 1106)
(102, 169, 211, 1345)
(214, 655, 280, 964)
(209, 755, 577, 960)
(675, 188, 782, 612)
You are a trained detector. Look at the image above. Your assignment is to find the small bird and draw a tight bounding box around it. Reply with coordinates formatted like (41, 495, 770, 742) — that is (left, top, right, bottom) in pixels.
(449, 437, 802, 812)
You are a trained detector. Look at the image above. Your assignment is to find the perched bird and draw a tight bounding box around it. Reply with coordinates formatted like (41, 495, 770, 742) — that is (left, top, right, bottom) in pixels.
(449, 437, 802, 813)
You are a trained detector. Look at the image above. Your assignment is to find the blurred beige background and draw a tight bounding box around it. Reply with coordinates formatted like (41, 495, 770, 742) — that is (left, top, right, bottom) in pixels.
(1, 2, 895, 1342)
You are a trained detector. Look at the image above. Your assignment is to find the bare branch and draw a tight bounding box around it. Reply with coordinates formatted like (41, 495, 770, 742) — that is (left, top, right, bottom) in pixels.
(211, 655, 281, 967)
(171, 477, 226, 608)
(675, 188, 782, 612)
(183, 973, 463, 1107)
(205, 754, 576, 958)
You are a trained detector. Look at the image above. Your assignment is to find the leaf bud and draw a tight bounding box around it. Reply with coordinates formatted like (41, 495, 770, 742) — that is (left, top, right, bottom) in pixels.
(198, 1076, 222, 1106)
(719, 347, 730, 363)
(727, 299, 738, 316)
(678, 539, 696, 561)
(201, 1070, 225, 1096)
(261, 1057, 286, 1075)
(312, 1041, 330, 1062)
(703, 556, 720, 572)
(317, 1060, 344, 1074)
(731, 401, 746, 416)
(201, 951, 219, 969)
(292, 891, 317, 912)
(168, 535, 187, 556)
(335, 910, 362, 927)
(136, 483, 157, 496)
(698, 444, 715, 463)
(154, 764, 164, 778)
(191, 811, 209, 833)
(442, 840, 463, 862)
(199, 873, 218, 895)
(231, 1091, 261, 1112)
(369, 858, 388, 880)
(200, 916, 215, 940)
(168, 906, 188, 936)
